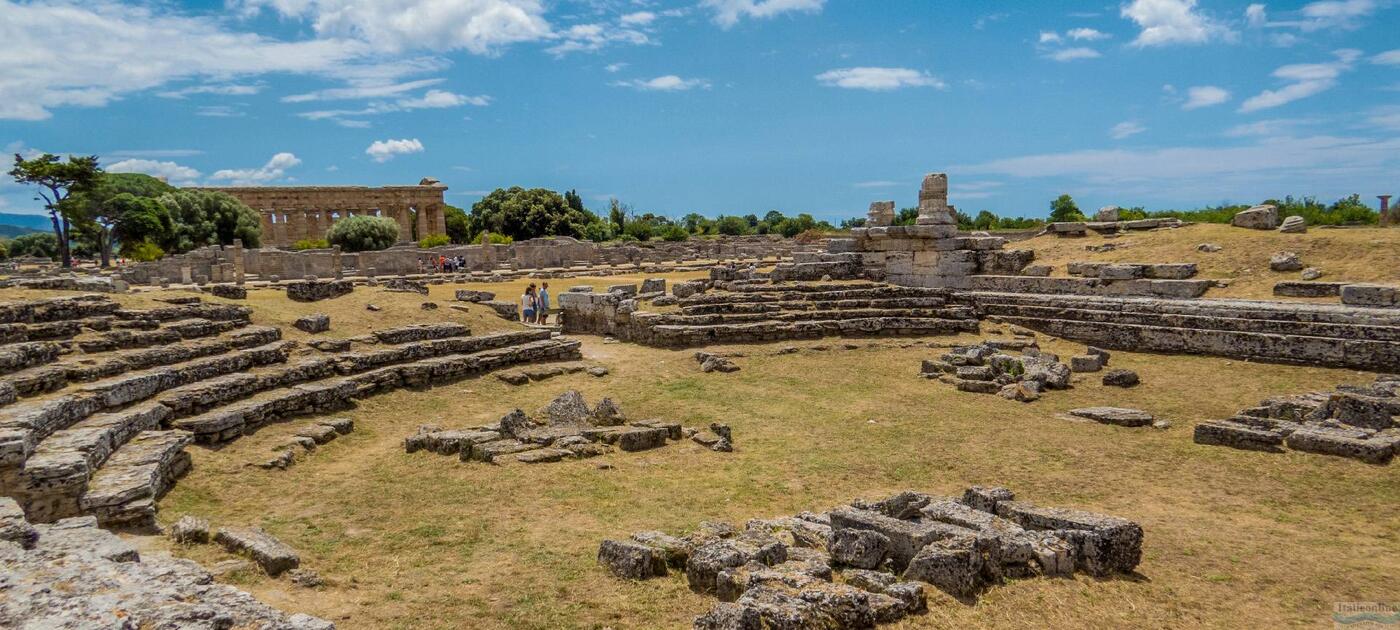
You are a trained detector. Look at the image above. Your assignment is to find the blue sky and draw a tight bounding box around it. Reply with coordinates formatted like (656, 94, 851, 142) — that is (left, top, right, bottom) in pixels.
(2, 0, 1398, 222)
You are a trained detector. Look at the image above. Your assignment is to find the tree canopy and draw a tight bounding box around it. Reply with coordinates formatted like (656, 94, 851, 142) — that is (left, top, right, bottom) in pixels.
(327, 215, 400, 252)
(466, 187, 593, 241)
(1049, 194, 1086, 222)
(156, 190, 262, 252)
(8, 153, 102, 267)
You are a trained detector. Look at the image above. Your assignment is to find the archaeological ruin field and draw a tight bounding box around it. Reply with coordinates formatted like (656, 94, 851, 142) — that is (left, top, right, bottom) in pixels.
(2, 201, 1397, 629)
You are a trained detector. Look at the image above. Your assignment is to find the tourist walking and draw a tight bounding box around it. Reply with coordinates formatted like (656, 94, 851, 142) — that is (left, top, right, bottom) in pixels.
(521, 285, 537, 324)
(537, 282, 551, 325)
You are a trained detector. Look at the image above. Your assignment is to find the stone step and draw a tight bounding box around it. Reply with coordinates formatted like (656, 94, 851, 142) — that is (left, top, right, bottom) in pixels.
(79, 430, 193, 529)
(993, 315, 1400, 372)
(978, 301, 1400, 342)
(679, 286, 948, 306)
(679, 296, 950, 316)
(970, 291, 1400, 327)
(0, 339, 292, 476)
(173, 337, 582, 443)
(966, 275, 1213, 299)
(0, 294, 120, 325)
(0, 325, 282, 402)
(15, 403, 172, 522)
(74, 316, 250, 353)
(644, 317, 979, 348)
(656, 307, 976, 326)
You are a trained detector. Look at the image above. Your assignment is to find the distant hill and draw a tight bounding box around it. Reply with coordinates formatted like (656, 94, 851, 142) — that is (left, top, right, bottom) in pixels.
(0, 224, 41, 238)
(0, 213, 52, 231)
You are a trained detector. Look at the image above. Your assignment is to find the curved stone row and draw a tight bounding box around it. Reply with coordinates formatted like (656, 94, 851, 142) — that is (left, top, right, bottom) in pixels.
(562, 281, 981, 348)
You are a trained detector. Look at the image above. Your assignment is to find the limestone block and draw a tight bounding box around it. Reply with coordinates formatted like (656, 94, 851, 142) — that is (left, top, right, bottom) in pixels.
(1232, 204, 1279, 229)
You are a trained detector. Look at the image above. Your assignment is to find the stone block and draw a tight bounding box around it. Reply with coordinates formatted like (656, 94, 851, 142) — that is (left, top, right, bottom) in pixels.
(214, 527, 300, 576)
(1232, 204, 1278, 229)
(598, 538, 668, 579)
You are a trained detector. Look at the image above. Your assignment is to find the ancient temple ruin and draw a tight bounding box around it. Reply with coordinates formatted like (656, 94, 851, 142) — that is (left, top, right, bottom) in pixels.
(197, 178, 450, 247)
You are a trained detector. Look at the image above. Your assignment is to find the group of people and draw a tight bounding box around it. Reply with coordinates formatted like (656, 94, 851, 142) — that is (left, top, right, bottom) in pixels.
(417, 255, 467, 274)
(521, 282, 551, 324)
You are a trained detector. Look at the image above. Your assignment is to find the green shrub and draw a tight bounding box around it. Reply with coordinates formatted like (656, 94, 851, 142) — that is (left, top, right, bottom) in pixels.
(293, 238, 329, 251)
(617, 233, 639, 242)
(419, 234, 450, 248)
(327, 215, 400, 252)
(486, 233, 513, 245)
(661, 224, 690, 242)
(8, 232, 59, 259)
(0, 240, 8, 260)
(123, 240, 164, 262)
(623, 220, 654, 241)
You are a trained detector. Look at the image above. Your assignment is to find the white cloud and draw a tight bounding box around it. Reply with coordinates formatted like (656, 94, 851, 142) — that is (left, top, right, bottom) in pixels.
(1067, 27, 1111, 41)
(196, 106, 245, 117)
(231, 0, 553, 55)
(1183, 85, 1230, 109)
(1121, 0, 1233, 47)
(396, 90, 491, 108)
(0, 0, 381, 121)
(1110, 121, 1147, 139)
(1039, 31, 1063, 44)
(610, 75, 710, 91)
(283, 78, 445, 103)
(814, 67, 945, 91)
(701, 0, 824, 28)
(1046, 47, 1101, 62)
(1239, 49, 1359, 112)
(1269, 32, 1303, 47)
(959, 134, 1400, 200)
(852, 180, 898, 188)
(365, 138, 424, 162)
(620, 11, 656, 26)
(210, 152, 302, 184)
(157, 83, 264, 99)
(604, 62, 629, 73)
(106, 159, 202, 185)
(1374, 50, 1400, 65)
(1294, 0, 1377, 31)
(1245, 3, 1267, 26)
(1224, 118, 1316, 137)
(1367, 106, 1400, 131)
(545, 22, 650, 56)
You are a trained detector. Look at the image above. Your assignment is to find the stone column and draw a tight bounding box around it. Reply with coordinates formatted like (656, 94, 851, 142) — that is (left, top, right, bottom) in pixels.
(415, 205, 429, 243)
(432, 203, 447, 237)
(867, 201, 895, 227)
(915, 173, 958, 238)
(395, 205, 414, 243)
(332, 245, 343, 279)
(232, 239, 246, 285)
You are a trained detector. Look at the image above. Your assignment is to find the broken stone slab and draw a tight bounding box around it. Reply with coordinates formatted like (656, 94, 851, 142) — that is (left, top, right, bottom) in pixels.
(293, 313, 330, 334)
(1278, 215, 1306, 233)
(1066, 407, 1154, 428)
(700, 355, 740, 373)
(466, 439, 540, 463)
(828, 527, 890, 570)
(598, 538, 668, 580)
(294, 423, 338, 444)
(308, 338, 351, 352)
(901, 534, 984, 598)
(319, 417, 353, 434)
(539, 390, 592, 425)
(1193, 420, 1287, 452)
(1269, 251, 1303, 272)
(828, 506, 972, 571)
(1102, 369, 1140, 387)
(454, 289, 495, 302)
(1232, 204, 1278, 229)
(516, 448, 571, 464)
(631, 530, 693, 568)
(169, 515, 210, 544)
(1285, 428, 1397, 465)
(1, 496, 38, 548)
(993, 501, 1143, 576)
(1069, 354, 1103, 372)
(214, 527, 300, 576)
(685, 534, 789, 594)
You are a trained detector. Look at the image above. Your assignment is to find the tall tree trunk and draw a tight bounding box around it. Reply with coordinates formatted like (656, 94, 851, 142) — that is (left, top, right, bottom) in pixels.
(60, 216, 72, 268)
(99, 227, 111, 268)
(47, 209, 66, 266)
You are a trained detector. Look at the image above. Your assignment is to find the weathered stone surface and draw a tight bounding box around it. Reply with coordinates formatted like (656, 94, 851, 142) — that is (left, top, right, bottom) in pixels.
(1102, 369, 1140, 387)
(3, 510, 329, 628)
(1069, 354, 1102, 372)
(214, 526, 301, 576)
(994, 501, 1142, 575)
(1341, 283, 1399, 308)
(294, 313, 331, 334)
(1269, 251, 1303, 272)
(1067, 407, 1154, 427)
(540, 390, 592, 425)
(1232, 204, 1278, 229)
(286, 279, 353, 302)
(170, 515, 211, 544)
(455, 289, 496, 302)
(598, 538, 668, 579)
(1, 496, 38, 548)
(209, 283, 247, 299)
(829, 527, 890, 570)
(1278, 215, 1306, 233)
(902, 534, 983, 597)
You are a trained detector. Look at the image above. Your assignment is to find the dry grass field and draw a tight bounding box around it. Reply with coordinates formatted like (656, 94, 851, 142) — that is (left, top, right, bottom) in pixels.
(8, 226, 1398, 628)
(1021, 223, 1400, 301)
(113, 269, 1395, 629)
